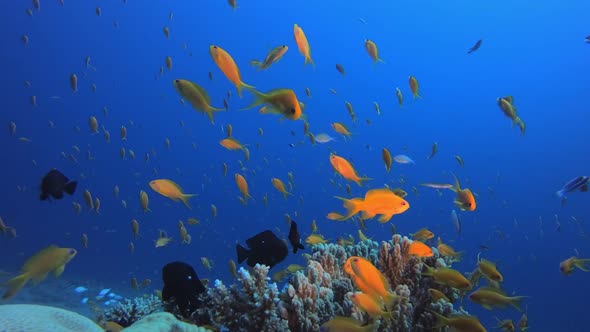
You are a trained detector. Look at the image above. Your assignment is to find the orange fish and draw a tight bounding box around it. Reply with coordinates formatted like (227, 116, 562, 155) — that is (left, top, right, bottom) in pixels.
(408, 241, 433, 257)
(329, 153, 370, 186)
(271, 178, 291, 198)
(293, 24, 314, 66)
(449, 173, 476, 211)
(347, 256, 399, 308)
(209, 45, 255, 97)
(350, 292, 390, 319)
(149, 179, 196, 209)
(331, 123, 352, 138)
(244, 89, 303, 121)
(431, 312, 486, 332)
(335, 188, 409, 223)
(220, 137, 246, 151)
(364, 39, 384, 65)
(409, 76, 421, 99)
(235, 174, 252, 201)
(560, 256, 590, 275)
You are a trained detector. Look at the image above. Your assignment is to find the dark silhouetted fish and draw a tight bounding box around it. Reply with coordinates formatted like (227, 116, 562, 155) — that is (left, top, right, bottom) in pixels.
(288, 220, 305, 254)
(162, 261, 205, 317)
(585, 35, 590, 43)
(467, 39, 482, 53)
(40, 169, 77, 200)
(556, 176, 589, 198)
(236, 230, 287, 268)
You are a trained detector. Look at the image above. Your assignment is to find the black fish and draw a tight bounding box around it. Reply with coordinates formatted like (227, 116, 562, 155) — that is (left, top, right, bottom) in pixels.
(162, 261, 205, 317)
(236, 230, 288, 268)
(585, 35, 590, 43)
(467, 39, 483, 53)
(40, 169, 77, 200)
(288, 220, 305, 254)
(556, 176, 589, 198)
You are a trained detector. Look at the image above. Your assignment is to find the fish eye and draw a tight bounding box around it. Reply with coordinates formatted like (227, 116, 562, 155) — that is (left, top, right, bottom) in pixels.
(401, 202, 406, 205)
(213, 45, 218, 49)
(69, 249, 76, 255)
(290, 108, 296, 114)
(175, 79, 179, 83)
(467, 203, 472, 207)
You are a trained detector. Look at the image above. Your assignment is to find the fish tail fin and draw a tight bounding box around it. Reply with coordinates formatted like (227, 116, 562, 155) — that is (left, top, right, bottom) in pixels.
(240, 90, 267, 111)
(421, 265, 435, 277)
(305, 56, 315, 69)
(238, 82, 257, 98)
(64, 181, 77, 195)
(450, 172, 460, 192)
(236, 244, 250, 264)
(181, 194, 196, 209)
(574, 259, 590, 272)
(509, 296, 527, 311)
(384, 292, 401, 311)
(356, 177, 372, 186)
(429, 311, 450, 329)
(2, 272, 31, 299)
(335, 196, 362, 218)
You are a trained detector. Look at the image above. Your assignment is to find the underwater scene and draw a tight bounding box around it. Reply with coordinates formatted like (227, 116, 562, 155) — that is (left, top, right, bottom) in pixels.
(1, 0, 590, 331)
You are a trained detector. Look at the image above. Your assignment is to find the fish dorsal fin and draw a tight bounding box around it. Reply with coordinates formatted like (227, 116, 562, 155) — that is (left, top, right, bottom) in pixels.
(23, 245, 58, 271)
(188, 81, 211, 104)
(504, 96, 514, 104)
(451, 172, 461, 192)
(478, 286, 505, 295)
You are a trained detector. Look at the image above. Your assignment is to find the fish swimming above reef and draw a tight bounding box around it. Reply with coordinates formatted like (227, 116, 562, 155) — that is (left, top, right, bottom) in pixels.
(40, 169, 77, 200)
(555, 176, 589, 198)
(162, 261, 206, 317)
(2, 245, 77, 299)
(236, 230, 288, 268)
(288, 220, 305, 254)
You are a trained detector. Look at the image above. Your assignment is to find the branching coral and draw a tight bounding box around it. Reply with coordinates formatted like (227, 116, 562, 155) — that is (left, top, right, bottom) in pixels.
(102, 294, 162, 327)
(151, 234, 471, 331)
(194, 264, 289, 332)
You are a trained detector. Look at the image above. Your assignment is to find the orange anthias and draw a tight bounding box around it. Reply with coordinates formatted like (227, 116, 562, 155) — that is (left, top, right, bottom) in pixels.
(234, 173, 252, 201)
(293, 24, 314, 66)
(329, 153, 369, 186)
(271, 178, 291, 198)
(209, 45, 255, 97)
(408, 241, 433, 258)
(449, 172, 476, 211)
(335, 188, 409, 223)
(347, 256, 399, 308)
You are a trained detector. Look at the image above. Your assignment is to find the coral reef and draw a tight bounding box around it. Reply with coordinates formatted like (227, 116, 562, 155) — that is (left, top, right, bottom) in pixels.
(121, 312, 210, 332)
(185, 234, 469, 331)
(0, 304, 103, 332)
(102, 294, 162, 327)
(193, 264, 290, 332)
(111, 234, 472, 331)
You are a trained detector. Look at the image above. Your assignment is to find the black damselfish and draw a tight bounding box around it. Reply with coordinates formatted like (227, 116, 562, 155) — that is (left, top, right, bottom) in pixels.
(40, 169, 77, 200)
(162, 261, 206, 317)
(288, 220, 305, 254)
(236, 230, 288, 268)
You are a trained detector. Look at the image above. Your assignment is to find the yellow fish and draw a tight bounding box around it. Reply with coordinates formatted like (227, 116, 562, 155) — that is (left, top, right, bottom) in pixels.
(173, 79, 224, 123)
(244, 89, 303, 121)
(2, 246, 77, 299)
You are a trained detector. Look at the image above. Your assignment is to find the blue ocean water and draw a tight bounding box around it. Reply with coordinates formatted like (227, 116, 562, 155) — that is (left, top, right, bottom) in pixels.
(1, 0, 590, 330)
